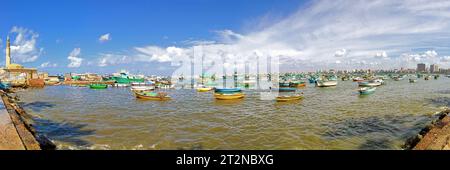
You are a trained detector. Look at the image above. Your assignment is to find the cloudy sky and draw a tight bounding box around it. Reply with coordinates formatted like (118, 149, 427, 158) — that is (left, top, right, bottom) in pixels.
(2, 0, 450, 75)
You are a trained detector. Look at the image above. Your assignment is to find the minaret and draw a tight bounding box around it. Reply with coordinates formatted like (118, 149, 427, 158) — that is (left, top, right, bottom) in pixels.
(6, 36, 11, 68)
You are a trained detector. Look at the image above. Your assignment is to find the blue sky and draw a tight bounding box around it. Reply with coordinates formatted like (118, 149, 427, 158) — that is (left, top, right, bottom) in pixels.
(1, 0, 302, 75)
(2, 0, 450, 76)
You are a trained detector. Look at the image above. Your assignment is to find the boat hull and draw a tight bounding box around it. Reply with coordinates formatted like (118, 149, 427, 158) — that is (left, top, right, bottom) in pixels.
(197, 87, 213, 92)
(358, 87, 376, 95)
(89, 84, 108, 89)
(135, 92, 170, 100)
(276, 95, 303, 102)
(214, 93, 244, 100)
(316, 81, 337, 87)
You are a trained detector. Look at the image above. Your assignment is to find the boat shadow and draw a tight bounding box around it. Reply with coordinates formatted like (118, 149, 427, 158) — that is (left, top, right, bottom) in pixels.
(33, 118, 95, 148)
(322, 114, 432, 149)
(21, 101, 56, 112)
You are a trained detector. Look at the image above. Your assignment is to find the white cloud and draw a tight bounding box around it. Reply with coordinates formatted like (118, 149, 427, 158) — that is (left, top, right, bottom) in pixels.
(99, 33, 111, 42)
(9, 26, 43, 63)
(334, 49, 349, 57)
(92, 0, 450, 71)
(67, 48, 83, 68)
(374, 51, 388, 58)
(40, 62, 58, 68)
(97, 53, 128, 67)
(440, 56, 450, 62)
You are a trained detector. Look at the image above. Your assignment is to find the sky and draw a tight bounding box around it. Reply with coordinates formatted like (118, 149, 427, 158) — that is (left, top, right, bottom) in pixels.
(2, 0, 450, 75)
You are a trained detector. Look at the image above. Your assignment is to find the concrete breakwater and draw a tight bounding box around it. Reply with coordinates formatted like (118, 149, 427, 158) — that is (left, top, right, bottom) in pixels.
(403, 109, 450, 150)
(0, 90, 55, 150)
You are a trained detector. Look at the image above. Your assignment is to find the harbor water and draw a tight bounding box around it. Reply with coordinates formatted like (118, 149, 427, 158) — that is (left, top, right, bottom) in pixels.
(15, 78, 450, 149)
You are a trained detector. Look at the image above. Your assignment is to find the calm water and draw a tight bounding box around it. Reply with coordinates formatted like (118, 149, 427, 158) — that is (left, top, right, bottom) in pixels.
(15, 78, 450, 150)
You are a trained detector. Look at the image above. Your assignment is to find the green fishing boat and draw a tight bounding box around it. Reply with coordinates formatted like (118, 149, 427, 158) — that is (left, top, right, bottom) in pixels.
(89, 84, 108, 89)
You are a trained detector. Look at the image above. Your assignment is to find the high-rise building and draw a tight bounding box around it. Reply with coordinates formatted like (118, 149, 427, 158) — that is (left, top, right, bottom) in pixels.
(417, 63, 426, 72)
(430, 64, 439, 73)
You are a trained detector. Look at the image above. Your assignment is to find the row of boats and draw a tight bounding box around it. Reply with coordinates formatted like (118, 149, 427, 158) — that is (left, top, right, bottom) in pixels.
(76, 72, 449, 101)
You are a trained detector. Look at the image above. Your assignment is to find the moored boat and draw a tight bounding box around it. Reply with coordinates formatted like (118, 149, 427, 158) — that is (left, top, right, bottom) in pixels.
(409, 79, 417, 83)
(197, 87, 213, 92)
(278, 87, 297, 92)
(276, 94, 303, 102)
(214, 88, 241, 93)
(214, 93, 244, 100)
(315, 80, 337, 87)
(135, 91, 171, 100)
(89, 84, 108, 89)
(358, 87, 376, 95)
(353, 77, 364, 82)
(358, 80, 382, 87)
(0, 81, 11, 90)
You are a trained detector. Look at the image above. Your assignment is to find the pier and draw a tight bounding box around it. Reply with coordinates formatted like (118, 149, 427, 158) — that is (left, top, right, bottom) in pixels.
(0, 91, 54, 150)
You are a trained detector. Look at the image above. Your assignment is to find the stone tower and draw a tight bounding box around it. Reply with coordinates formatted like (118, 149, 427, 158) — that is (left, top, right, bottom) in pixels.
(6, 36, 11, 68)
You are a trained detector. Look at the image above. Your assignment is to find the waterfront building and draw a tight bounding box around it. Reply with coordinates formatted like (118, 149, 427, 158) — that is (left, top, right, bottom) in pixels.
(417, 63, 426, 72)
(1, 36, 43, 87)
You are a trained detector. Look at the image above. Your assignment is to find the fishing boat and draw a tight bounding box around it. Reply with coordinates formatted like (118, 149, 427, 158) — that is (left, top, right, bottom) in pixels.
(352, 77, 364, 82)
(214, 88, 242, 93)
(197, 86, 213, 92)
(214, 93, 245, 100)
(315, 80, 338, 87)
(276, 94, 303, 102)
(409, 79, 417, 83)
(0, 82, 11, 90)
(89, 84, 108, 89)
(279, 82, 290, 87)
(130, 82, 155, 92)
(393, 76, 403, 81)
(358, 80, 382, 87)
(135, 91, 170, 100)
(290, 81, 306, 88)
(358, 87, 376, 95)
(424, 76, 431, 80)
(278, 87, 297, 92)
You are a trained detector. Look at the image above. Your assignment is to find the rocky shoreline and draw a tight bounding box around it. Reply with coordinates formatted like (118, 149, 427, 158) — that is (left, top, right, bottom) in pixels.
(0, 90, 55, 150)
(403, 109, 450, 150)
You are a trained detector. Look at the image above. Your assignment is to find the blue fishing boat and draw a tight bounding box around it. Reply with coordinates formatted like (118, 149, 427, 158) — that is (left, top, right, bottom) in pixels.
(0, 82, 11, 90)
(214, 88, 242, 93)
(358, 87, 376, 95)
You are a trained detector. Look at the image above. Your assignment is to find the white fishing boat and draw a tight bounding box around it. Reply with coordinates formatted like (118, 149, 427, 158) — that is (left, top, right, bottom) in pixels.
(315, 80, 338, 87)
(358, 80, 382, 87)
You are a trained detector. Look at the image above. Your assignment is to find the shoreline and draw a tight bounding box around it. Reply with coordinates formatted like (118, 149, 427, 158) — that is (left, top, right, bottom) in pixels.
(403, 109, 450, 150)
(0, 90, 55, 150)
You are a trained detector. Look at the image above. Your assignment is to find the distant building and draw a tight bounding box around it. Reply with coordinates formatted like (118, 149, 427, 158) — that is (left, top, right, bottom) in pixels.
(430, 64, 439, 73)
(417, 63, 426, 72)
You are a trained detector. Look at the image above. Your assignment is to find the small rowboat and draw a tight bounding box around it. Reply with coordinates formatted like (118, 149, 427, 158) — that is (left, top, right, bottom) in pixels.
(278, 87, 297, 92)
(353, 77, 364, 82)
(214, 93, 244, 100)
(276, 94, 303, 102)
(316, 80, 338, 87)
(135, 91, 171, 100)
(131, 86, 155, 92)
(358, 81, 382, 87)
(197, 87, 213, 92)
(89, 84, 108, 89)
(409, 79, 417, 83)
(358, 87, 376, 95)
(214, 88, 241, 93)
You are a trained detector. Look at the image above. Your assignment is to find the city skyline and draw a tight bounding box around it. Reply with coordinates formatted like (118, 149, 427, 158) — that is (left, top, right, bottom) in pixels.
(2, 0, 450, 76)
